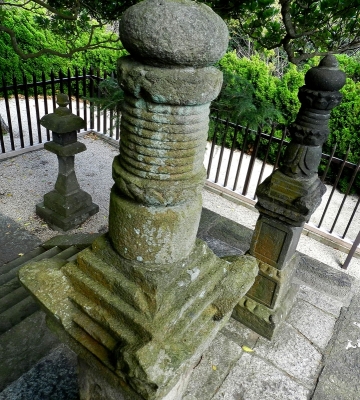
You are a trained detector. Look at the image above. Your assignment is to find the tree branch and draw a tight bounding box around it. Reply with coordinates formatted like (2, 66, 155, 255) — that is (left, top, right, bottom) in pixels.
(0, 24, 121, 60)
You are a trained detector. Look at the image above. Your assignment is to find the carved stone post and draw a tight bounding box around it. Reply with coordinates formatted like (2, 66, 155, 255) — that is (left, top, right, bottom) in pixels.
(36, 94, 99, 230)
(19, 1, 258, 399)
(233, 56, 346, 340)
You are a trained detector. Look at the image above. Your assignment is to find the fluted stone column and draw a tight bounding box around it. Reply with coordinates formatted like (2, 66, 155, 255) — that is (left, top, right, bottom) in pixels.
(19, 1, 258, 399)
(233, 56, 346, 340)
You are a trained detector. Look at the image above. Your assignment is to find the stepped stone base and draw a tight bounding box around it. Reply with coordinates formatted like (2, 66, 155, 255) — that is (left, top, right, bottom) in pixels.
(19, 234, 258, 400)
(36, 201, 99, 232)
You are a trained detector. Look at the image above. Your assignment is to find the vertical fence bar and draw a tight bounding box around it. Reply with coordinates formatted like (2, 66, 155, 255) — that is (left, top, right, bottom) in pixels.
(273, 127, 287, 171)
(2, 76, 15, 150)
(206, 114, 220, 179)
(255, 125, 275, 195)
(342, 230, 360, 270)
(82, 67, 87, 128)
(59, 69, 64, 94)
(242, 126, 262, 196)
(67, 68, 73, 112)
(321, 143, 337, 183)
(23, 73, 34, 146)
(233, 125, 250, 191)
(75, 67, 80, 117)
(318, 146, 351, 229)
(50, 70, 56, 111)
(13, 76, 24, 148)
(224, 124, 239, 187)
(41, 71, 50, 141)
(343, 197, 360, 238)
(215, 118, 229, 183)
(103, 71, 108, 135)
(32, 73, 42, 143)
(96, 69, 101, 132)
(0, 117, 5, 153)
(330, 157, 360, 233)
(89, 66, 95, 130)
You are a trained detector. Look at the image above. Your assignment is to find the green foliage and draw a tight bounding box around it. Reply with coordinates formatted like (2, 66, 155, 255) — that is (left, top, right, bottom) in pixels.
(204, 0, 360, 65)
(0, 7, 126, 84)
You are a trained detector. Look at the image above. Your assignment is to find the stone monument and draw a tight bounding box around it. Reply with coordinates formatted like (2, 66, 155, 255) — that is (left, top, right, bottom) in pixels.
(20, 1, 258, 399)
(36, 93, 99, 231)
(233, 55, 346, 339)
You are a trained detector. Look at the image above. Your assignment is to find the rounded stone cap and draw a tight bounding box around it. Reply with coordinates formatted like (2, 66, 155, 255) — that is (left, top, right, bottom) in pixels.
(40, 94, 85, 133)
(305, 55, 346, 92)
(119, 0, 229, 67)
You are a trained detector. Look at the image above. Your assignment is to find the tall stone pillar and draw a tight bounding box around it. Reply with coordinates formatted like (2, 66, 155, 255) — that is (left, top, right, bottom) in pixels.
(19, 1, 258, 399)
(233, 55, 346, 339)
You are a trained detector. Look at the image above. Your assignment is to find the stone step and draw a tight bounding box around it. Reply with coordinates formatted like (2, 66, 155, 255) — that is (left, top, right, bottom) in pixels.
(0, 236, 93, 393)
(0, 246, 63, 288)
(0, 311, 61, 393)
(0, 296, 39, 335)
(0, 286, 29, 315)
(0, 247, 45, 276)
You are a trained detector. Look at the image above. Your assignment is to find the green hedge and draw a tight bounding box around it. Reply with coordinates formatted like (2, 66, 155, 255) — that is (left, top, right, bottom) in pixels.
(0, 7, 126, 85)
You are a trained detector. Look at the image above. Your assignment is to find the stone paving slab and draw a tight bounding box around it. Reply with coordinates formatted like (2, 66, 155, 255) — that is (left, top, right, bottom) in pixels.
(287, 298, 337, 350)
(212, 353, 310, 400)
(312, 293, 360, 400)
(0, 344, 77, 400)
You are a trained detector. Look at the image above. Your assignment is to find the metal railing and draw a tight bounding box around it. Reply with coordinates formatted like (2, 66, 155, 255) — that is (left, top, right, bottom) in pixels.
(0, 68, 118, 156)
(205, 117, 360, 261)
(0, 70, 359, 261)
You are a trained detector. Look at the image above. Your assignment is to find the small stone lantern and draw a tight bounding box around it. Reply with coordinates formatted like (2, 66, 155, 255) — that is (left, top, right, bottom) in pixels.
(36, 93, 99, 231)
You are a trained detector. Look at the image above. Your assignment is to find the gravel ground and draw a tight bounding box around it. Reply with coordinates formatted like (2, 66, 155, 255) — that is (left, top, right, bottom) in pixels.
(1, 133, 360, 280)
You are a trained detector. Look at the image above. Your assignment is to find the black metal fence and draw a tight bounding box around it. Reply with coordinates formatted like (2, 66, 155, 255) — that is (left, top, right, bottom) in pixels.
(0, 69, 359, 258)
(0, 68, 118, 155)
(206, 117, 360, 256)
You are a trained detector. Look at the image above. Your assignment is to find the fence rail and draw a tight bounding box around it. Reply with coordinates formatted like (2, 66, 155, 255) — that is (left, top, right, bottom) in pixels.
(0, 69, 359, 261)
(205, 117, 360, 259)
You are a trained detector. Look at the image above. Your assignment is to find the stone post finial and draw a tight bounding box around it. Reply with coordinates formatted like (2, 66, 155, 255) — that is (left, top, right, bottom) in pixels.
(233, 56, 346, 340)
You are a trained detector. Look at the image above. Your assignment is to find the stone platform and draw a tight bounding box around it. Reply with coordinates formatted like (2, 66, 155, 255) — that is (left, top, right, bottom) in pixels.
(0, 209, 359, 399)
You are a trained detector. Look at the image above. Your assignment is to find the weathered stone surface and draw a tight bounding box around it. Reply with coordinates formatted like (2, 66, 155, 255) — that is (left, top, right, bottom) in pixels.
(212, 353, 310, 400)
(37, 94, 99, 231)
(287, 298, 337, 350)
(0, 311, 60, 392)
(40, 93, 85, 134)
(312, 294, 360, 400)
(118, 58, 223, 105)
(42, 233, 102, 250)
(119, 0, 228, 67)
(234, 56, 346, 340)
(255, 322, 323, 388)
(20, 2, 258, 399)
(109, 190, 202, 263)
(19, 239, 258, 399)
(0, 344, 77, 400)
